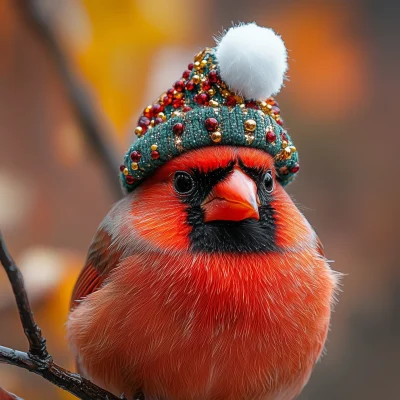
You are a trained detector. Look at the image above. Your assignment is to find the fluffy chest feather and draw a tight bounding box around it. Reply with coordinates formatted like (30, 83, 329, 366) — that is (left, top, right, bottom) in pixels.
(68, 249, 335, 400)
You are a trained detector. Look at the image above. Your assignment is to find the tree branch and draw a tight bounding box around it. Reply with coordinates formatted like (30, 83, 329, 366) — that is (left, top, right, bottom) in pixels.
(0, 235, 48, 360)
(15, 0, 122, 199)
(0, 232, 122, 400)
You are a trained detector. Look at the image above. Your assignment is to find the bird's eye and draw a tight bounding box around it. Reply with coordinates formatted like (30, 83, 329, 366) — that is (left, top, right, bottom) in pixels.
(264, 170, 274, 193)
(174, 171, 195, 194)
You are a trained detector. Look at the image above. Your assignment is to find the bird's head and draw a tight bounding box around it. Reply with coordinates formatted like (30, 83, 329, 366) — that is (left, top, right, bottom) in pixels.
(119, 23, 310, 254)
(131, 146, 311, 254)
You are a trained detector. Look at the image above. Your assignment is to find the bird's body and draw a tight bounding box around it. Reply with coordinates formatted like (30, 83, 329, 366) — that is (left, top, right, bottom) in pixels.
(68, 147, 337, 400)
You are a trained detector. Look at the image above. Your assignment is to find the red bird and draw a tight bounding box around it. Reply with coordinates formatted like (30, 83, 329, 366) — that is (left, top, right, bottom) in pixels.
(68, 24, 338, 400)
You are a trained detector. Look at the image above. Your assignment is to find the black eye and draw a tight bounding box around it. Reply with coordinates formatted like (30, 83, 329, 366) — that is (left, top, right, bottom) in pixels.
(174, 171, 195, 194)
(264, 170, 274, 193)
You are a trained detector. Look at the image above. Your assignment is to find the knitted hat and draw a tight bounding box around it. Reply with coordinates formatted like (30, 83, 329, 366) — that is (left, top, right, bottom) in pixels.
(120, 23, 299, 192)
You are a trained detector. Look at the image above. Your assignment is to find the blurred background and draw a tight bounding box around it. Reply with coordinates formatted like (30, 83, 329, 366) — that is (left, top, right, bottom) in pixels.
(0, 0, 399, 399)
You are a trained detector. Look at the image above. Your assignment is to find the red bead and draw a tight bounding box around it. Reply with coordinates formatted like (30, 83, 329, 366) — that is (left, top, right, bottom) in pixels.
(173, 123, 184, 135)
(266, 130, 276, 143)
(151, 104, 163, 116)
(186, 80, 195, 91)
(130, 151, 141, 162)
(182, 106, 192, 112)
(208, 70, 218, 83)
(245, 100, 259, 109)
(188, 62, 194, 70)
(174, 80, 185, 92)
(202, 80, 211, 91)
(281, 131, 288, 141)
(205, 117, 219, 132)
(119, 165, 126, 172)
(291, 163, 300, 173)
(173, 98, 183, 108)
(182, 70, 191, 80)
(201, 93, 209, 104)
(154, 117, 163, 125)
(162, 95, 172, 105)
(138, 116, 150, 127)
(151, 150, 160, 160)
(125, 175, 135, 185)
(277, 119, 283, 126)
(167, 88, 175, 97)
(226, 96, 237, 107)
(194, 93, 209, 105)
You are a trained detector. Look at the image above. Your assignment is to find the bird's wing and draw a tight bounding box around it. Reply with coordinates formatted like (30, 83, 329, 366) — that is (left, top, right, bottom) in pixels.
(70, 227, 123, 310)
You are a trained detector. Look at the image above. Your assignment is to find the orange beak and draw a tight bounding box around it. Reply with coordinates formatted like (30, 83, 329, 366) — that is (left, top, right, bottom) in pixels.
(202, 169, 260, 222)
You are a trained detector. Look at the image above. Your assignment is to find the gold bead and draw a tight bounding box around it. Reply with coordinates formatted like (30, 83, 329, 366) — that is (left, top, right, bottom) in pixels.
(145, 105, 152, 113)
(244, 119, 257, 132)
(135, 126, 143, 135)
(194, 61, 201, 70)
(208, 88, 216, 96)
(211, 131, 222, 143)
(175, 92, 184, 99)
(282, 140, 288, 148)
(221, 89, 230, 98)
(151, 144, 158, 151)
(200, 59, 207, 68)
(171, 111, 181, 117)
(234, 95, 244, 104)
(279, 166, 289, 175)
(260, 101, 269, 113)
(175, 137, 183, 151)
(194, 51, 204, 61)
(157, 112, 166, 121)
(131, 162, 138, 170)
(209, 100, 219, 107)
(123, 168, 129, 176)
(192, 75, 200, 84)
(150, 120, 155, 128)
(245, 134, 254, 145)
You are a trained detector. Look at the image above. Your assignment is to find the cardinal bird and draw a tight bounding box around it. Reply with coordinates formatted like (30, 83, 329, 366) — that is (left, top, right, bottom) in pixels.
(68, 146, 337, 400)
(68, 23, 338, 400)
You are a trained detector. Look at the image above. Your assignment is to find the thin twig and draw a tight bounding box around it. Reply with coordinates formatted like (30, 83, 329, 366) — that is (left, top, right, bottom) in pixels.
(0, 346, 119, 400)
(0, 234, 48, 360)
(0, 233, 122, 400)
(15, 0, 122, 199)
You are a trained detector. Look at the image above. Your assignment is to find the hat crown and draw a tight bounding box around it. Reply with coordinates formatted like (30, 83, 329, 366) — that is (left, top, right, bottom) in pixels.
(121, 24, 298, 192)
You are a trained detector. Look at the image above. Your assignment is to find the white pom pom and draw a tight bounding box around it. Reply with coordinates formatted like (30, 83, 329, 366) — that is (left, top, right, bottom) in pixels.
(215, 23, 288, 100)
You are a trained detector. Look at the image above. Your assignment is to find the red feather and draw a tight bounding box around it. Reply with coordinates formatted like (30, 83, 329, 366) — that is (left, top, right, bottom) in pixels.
(70, 227, 122, 309)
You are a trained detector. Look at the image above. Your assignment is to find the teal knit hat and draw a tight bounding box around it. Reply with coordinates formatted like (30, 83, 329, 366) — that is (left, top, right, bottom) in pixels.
(121, 23, 299, 192)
